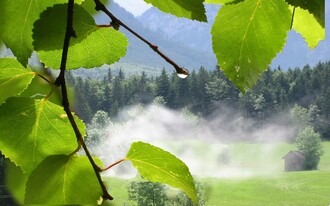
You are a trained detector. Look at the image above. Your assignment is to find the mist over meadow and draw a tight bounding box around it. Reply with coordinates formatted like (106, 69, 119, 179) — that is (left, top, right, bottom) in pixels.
(68, 61, 330, 182)
(88, 104, 297, 178)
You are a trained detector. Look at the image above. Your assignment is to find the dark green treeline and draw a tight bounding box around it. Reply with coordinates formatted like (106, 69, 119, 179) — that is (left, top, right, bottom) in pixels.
(70, 62, 330, 140)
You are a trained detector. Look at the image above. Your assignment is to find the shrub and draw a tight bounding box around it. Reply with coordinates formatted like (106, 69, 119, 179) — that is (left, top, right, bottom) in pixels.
(296, 126, 324, 170)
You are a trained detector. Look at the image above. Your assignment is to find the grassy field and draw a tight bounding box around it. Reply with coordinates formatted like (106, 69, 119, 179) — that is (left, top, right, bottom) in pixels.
(229, 142, 330, 171)
(205, 171, 330, 206)
(104, 142, 330, 206)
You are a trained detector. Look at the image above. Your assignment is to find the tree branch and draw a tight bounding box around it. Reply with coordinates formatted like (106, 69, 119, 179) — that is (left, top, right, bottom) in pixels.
(55, 0, 113, 201)
(93, 0, 189, 77)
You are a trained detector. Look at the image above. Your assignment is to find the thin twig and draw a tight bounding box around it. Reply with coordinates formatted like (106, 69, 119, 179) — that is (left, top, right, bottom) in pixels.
(97, 24, 111, 28)
(55, 0, 113, 201)
(290, 7, 296, 30)
(101, 158, 126, 171)
(93, 0, 189, 76)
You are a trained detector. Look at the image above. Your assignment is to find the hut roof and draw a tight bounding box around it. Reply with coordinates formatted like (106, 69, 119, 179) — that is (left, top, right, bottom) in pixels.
(282, 150, 305, 159)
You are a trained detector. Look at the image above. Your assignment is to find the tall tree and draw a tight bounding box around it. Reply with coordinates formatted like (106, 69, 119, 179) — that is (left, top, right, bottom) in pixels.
(195, 67, 211, 115)
(74, 77, 92, 122)
(107, 68, 112, 82)
(156, 69, 171, 104)
(101, 84, 112, 114)
(111, 77, 124, 107)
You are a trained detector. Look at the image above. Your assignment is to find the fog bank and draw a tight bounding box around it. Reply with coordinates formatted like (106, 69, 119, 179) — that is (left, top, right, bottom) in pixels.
(89, 105, 296, 178)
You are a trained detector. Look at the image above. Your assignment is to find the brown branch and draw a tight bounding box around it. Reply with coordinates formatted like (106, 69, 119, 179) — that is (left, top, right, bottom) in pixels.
(55, 0, 113, 201)
(101, 158, 126, 171)
(93, 0, 189, 77)
(97, 24, 111, 28)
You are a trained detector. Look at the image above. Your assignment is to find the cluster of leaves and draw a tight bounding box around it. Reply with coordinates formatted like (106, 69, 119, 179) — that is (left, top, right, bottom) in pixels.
(0, 0, 325, 205)
(0, 0, 197, 204)
(151, 0, 324, 91)
(1, 0, 325, 90)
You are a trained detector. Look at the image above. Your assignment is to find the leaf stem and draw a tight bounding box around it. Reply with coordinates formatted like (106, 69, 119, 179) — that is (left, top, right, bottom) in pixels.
(45, 85, 56, 100)
(55, 0, 113, 201)
(101, 158, 126, 171)
(96, 24, 111, 28)
(93, 0, 189, 76)
(290, 6, 296, 30)
(34, 72, 51, 84)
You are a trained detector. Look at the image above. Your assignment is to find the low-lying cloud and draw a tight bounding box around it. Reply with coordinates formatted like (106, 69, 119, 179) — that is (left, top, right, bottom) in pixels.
(89, 105, 297, 178)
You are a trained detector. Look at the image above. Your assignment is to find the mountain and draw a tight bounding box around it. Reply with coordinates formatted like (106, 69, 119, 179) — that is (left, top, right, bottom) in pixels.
(138, 4, 219, 53)
(96, 1, 329, 71)
(137, 3, 330, 70)
(95, 2, 217, 72)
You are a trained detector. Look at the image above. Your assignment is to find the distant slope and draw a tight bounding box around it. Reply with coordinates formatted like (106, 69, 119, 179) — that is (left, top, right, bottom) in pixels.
(138, 3, 330, 70)
(95, 1, 217, 71)
(95, 1, 329, 71)
(138, 4, 219, 52)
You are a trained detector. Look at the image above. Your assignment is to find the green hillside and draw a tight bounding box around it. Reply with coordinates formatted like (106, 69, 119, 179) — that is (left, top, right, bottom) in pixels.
(103, 142, 330, 205)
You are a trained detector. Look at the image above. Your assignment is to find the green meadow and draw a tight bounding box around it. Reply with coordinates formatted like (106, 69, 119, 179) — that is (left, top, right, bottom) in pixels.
(205, 171, 330, 206)
(104, 142, 330, 206)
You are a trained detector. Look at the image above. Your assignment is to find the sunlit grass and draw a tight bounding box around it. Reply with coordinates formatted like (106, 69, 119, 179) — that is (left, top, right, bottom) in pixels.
(205, 171, 330, 206)
(103, 141, 330, 205)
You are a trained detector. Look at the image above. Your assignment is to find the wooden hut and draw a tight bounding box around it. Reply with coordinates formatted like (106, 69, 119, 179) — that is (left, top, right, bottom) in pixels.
(282, 151, 305, 172)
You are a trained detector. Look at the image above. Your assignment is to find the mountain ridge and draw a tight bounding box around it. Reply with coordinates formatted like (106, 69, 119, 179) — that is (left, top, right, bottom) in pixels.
(137, 3, 330, 70)
(97, 1, 329, 71)
(95, 1, 217, 71)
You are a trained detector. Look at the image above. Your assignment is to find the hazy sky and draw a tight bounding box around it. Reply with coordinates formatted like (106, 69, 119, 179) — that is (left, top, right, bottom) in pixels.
(113, 0, 151, 16)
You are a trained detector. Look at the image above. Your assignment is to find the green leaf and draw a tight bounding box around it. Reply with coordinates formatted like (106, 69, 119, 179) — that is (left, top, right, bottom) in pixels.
(25, 155, 102, 204)
(0, 0, 84, 66)
(211, 0, 291, 92)
(126, 141, 197, 204)
(0, 41, 5, 54)
(33, 4, 128, 70)
(5, 160, 29, 205)
(292, 7, 325, 49)
(0, 97, 84, 173)
(0, 58, 35, 105)
(285, 0, 324, 28)
(144, 0, 207, 22)
(81, 0, 111, 15)
(204, 0, 236, 4)
(19, 70, 74, 105)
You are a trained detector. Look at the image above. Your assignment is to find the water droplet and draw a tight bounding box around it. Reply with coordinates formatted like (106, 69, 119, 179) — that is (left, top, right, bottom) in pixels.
(176, 67, 189, 79)
(177, 73, 188, 79)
